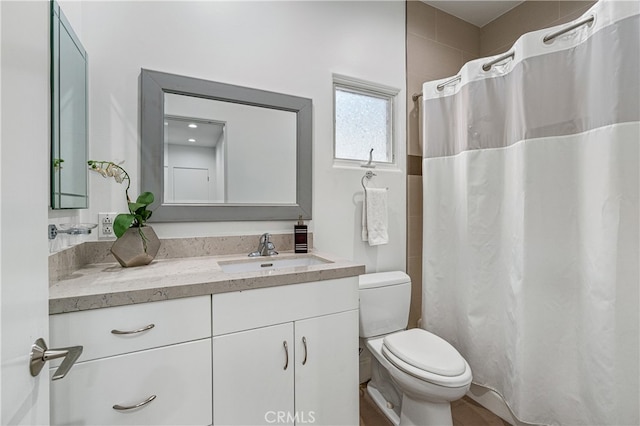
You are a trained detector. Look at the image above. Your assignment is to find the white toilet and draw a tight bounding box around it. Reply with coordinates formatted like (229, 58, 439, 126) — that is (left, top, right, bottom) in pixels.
(359, 271, 472, 426)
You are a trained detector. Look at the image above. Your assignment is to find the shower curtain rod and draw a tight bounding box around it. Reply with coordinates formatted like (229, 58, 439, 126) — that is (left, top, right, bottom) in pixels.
(543, 15, 594, 43)
(412, 74, 461, 100)
(411, 15, 596, 101)
(482, 51, 515, 71)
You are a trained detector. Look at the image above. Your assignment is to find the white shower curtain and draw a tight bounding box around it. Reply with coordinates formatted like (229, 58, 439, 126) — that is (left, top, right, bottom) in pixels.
(421, 1, 639, 424)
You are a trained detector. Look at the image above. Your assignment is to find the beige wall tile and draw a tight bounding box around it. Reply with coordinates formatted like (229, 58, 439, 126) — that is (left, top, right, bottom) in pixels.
(407, 71, 426, 99)
(480, 0, 569, 57)
(558, 0, 597, 19)
(483, 43, 515, 58)
(480, 6, 521, 57)
(407, 0, 437, 40)
(462, 50, 480, 66)
(407, 155, 422, 176)
(407, 33, 463, 81)
(407, 175, 423, 218)
(407, 72, 427, 156)
(552, 1, 597, 26)
(482, 40, 519, 58)
(407, 103, 421, 157)
(407, 213, 423, 258)
(517, 0, 559, 33)
(436, 9, 480, 56)
(407, 255, 422, 329)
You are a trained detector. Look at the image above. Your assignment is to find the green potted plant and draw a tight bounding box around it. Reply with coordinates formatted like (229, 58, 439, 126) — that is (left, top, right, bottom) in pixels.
(88, 160, 161, 267)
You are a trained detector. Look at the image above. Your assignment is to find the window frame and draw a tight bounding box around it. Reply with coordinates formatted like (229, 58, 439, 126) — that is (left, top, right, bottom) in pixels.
(332, 74, 400, 168)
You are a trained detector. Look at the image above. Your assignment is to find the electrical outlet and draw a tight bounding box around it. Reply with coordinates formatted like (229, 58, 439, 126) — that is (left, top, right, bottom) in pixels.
(98, 213, 118, 240)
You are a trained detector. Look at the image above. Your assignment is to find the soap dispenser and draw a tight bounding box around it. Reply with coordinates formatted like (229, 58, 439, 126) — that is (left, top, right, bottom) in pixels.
(294, 216, 308, 253)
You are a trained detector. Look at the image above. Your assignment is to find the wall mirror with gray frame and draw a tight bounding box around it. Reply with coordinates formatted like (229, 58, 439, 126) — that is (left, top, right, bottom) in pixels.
(140, 69, 313, 222)
(51, 1, 88, 209)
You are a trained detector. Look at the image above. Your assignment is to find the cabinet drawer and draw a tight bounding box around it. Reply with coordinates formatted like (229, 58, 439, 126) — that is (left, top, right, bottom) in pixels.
(50, 339, 212, 425)
(212, 277, 358, 335)
(50, 296, 211, 363)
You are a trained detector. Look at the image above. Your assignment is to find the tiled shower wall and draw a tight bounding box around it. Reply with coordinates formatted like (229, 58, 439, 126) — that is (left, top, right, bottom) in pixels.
(406, 0, 597, 328)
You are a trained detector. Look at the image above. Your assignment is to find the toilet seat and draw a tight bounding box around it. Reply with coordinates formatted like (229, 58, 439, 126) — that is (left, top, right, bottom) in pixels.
(382, 329, 471, 388)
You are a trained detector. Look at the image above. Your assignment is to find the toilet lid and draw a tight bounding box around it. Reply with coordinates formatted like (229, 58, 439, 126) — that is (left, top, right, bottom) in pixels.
(383, 329, 466, 377)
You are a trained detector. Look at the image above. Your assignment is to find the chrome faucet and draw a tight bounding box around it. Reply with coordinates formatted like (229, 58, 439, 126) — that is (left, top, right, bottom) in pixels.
(249, 233, 278, 257)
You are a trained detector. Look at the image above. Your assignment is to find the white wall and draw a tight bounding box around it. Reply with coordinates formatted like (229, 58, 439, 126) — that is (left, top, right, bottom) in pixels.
(72, 1, 406, 272)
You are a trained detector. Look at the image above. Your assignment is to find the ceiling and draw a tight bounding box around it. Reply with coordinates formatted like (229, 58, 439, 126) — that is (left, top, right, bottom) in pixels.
(165, 117, 224, 148)
(421, 1, 525, 27)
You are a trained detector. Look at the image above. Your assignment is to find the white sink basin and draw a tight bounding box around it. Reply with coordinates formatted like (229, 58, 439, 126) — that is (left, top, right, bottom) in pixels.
(219, 255, 331, 274)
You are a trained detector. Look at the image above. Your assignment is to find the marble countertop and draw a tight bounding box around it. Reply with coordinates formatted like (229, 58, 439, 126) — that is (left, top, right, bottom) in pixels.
(49, 251, 365, 314)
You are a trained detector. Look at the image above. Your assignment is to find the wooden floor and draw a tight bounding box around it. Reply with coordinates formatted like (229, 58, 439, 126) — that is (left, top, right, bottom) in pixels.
(359, 384, 511, 426)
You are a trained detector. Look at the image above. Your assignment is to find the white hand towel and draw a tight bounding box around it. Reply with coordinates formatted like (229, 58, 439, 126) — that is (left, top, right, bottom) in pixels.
(362, 187, 389, 246)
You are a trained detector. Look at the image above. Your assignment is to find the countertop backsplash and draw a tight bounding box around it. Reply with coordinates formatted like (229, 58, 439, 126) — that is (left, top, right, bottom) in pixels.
(49, 233, 313, 284)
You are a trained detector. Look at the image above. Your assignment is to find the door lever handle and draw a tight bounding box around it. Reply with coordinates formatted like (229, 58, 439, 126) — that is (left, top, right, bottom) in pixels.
(30, 338, 83, 380)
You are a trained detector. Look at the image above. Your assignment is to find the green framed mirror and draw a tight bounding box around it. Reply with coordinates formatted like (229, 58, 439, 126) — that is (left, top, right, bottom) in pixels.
(51, 1, 88, 209)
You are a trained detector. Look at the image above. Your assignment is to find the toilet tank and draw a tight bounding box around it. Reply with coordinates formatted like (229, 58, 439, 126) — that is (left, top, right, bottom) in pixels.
(359, 271, 411, 338)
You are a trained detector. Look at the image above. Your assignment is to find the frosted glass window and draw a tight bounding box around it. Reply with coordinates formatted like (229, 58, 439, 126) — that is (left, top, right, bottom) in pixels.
(334, 84, 394, 164)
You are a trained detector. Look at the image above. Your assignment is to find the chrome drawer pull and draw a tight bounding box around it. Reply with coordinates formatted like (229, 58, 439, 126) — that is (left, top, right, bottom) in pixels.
(113, 394, 157, 411)
(283, 341, 289, 370)
(111, 324, 155, 335)
(302, 336, 308, 365)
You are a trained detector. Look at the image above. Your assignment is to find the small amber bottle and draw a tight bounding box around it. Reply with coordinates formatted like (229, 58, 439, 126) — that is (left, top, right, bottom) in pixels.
(294, 216, 308, 253)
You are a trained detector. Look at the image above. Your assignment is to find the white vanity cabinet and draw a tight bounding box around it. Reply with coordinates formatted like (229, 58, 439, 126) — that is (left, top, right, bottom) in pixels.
(211, 277, 359, 426)
(48, 274, 360, 426)
(49, 296, 212, 425)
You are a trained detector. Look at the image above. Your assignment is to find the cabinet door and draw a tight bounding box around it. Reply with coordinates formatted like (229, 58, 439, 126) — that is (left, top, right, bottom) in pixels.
(213, 323, 294, 425)
(295, 310, 359, 426)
